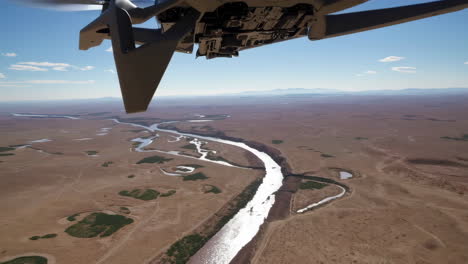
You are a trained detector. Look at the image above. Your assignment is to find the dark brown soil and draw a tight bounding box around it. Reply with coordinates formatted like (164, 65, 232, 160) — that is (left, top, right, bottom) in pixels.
(407, 158, 468, 168)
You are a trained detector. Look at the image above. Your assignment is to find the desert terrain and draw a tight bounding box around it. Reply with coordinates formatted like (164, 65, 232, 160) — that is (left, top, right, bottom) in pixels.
(0, 92, 468, 264)
(0, 106, 263, 264)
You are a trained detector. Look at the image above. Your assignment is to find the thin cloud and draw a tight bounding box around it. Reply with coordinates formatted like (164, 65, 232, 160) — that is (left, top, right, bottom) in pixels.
(465, 61, 468, 65)
(0, 84, 30, 87)
(26, 80, 95, 84)
(80, 66, 95, 71)
(19, 62, 71, 67)
(0, 73, 5, 79)
(105, 69, 116, 74)
(392, 66, 417, 73)
(14, 62, 70, 71)
(356, 70, 377, 76)
(379, 56, 405, 62)
(11, 62, 95, 72)
(106, 47, 113, 52)
(2, 53, 17, 57)
(9, 64, 48, 71)
(0, 80, 95, 85)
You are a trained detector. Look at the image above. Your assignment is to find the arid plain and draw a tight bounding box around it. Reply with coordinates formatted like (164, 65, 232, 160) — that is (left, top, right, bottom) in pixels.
(1, 93, 468, 264)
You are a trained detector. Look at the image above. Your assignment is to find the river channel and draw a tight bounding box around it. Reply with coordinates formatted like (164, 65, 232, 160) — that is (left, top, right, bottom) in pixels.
(11, 113, 348, 264)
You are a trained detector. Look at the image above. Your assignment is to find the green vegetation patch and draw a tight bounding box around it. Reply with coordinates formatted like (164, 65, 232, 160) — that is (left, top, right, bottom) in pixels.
(160, 190, 176, 197)
(102, 161, 113, 167)
(29, 234, 57, 241)
(297, 175, 350, 192)
(203, 114, 229, 120)
(8, 144, 25, 148)
(0, 153, 14, 157)
(321, 154, 335, 158)
(136, 155, 173, 164)
(203, 185, 221, 194)
(300, 181, 328, 190)
(182, 172, 208, 181)
(175, 167, 192, 172)
(214, 178, 262, 231)
(427, 118, 455, 122)
(272, 140, 283, 144)
(41, 233, 57, 239)
(65, 212, 133, 238)
(119, 189, 160, 201)
(85, 150, 98, 155)
(206, 153, 233, 164)
(181, 144, 197, 150)
(0, 256, 48, 264)
(0, 147, 15, 152)
(119, 207, 130, 214)
(407, 158, 468, 168)
(354, 137, 368, 140)
(441, 134, 468, 141)
(200, 125, 214, 131)
(67, 213, 80, 221)
(179, 164, 204, 169)
(127, 174, 135, 178)
(166, 234, 207, 264)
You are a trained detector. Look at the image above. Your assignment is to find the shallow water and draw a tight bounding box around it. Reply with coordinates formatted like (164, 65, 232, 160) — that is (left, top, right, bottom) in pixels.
(160, 169, 182, 177)
(152, 126, 284, 264)
(188, 120, 213, 123)
(29, 139, 52, 143)
(13, 113, 80, 120)
(297, 186, 346, 213)
(13, 114, 285, 264)
(175, 166, 195, 173)
(340, 171, 353, 180)
(131, 137, 158, 152)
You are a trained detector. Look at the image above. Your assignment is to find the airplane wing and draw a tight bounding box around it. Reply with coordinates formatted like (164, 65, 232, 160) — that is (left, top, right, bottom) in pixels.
(309, 0, 468, 40)
(244, 0, 468, 51)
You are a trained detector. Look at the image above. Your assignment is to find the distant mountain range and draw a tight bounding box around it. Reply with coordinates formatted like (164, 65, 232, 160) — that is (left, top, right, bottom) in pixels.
(230, 87, 468, 97)
(4, 88, 468, 104)
(236, 88, 344, 95)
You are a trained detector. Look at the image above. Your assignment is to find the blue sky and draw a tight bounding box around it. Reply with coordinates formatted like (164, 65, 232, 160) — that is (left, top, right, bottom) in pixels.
(1, 0, 467, 101)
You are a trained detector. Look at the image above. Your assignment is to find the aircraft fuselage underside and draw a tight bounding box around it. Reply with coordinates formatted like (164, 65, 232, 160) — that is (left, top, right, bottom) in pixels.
(75, 0, 468, 113)
(159, 3, 313, 59)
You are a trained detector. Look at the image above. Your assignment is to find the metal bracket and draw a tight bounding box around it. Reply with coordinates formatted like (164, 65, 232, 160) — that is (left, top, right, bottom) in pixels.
(79, 0, 182, 50)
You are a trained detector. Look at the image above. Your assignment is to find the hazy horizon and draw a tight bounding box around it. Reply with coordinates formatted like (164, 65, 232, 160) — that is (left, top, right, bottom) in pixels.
(1, 0, 467, 101)
(1, 86, 468, 103)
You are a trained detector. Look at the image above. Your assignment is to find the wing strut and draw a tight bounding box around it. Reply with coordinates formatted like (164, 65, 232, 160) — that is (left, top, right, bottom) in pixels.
(80, 0, 199, 113)
(309, 0, 468, 40)
(109, 7, 199, 113)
